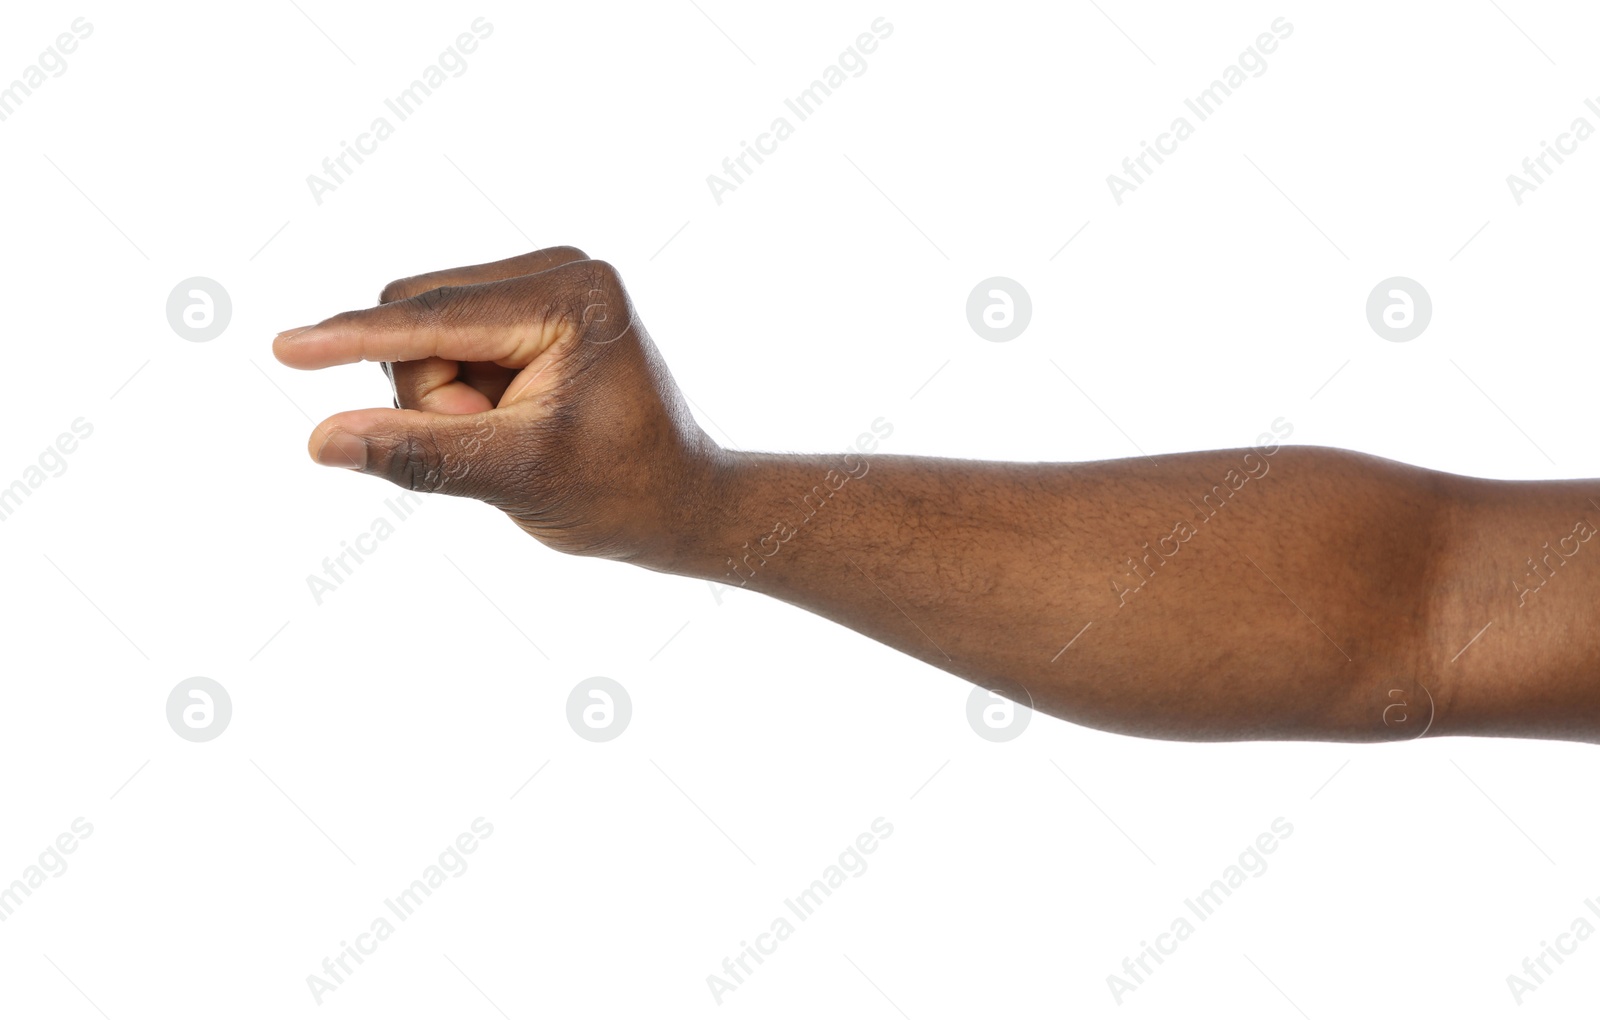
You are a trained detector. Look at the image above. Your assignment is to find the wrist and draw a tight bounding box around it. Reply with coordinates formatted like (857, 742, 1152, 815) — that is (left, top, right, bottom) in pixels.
(624, 442, 747, 577)
(640, 448, 872, 586)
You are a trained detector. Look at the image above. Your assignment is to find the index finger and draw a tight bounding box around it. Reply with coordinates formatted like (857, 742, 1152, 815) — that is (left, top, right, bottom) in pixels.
(273, 259, 609, 370)
(271, 281, 516, 369)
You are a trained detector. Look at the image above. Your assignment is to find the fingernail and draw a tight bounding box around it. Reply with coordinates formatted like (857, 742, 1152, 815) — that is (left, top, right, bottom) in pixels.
(275, 325, 317, 343)
(316, 431, 367, 470)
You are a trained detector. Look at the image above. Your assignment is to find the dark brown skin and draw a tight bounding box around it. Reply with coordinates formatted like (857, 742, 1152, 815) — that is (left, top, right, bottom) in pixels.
(274, 246, 1600, 744)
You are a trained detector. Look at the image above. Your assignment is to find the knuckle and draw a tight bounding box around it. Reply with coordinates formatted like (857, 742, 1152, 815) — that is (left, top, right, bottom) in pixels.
(541, 245, 588, 263)
(583, 259, 622, 293)
(378, 277, 418, 304)
(411, 284, 451, 313)
(322, 307, 367, 332)
(572, 260, 630, 343)
(385, 432, 441, 493)
(404, 286, 461, 329)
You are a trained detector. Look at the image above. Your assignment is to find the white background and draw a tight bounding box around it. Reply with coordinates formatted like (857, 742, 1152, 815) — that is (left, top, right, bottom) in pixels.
(1, 0, 1597, 1015)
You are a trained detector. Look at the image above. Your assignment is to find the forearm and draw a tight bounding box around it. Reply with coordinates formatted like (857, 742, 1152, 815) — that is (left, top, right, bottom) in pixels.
(651, 444, 1598, 743)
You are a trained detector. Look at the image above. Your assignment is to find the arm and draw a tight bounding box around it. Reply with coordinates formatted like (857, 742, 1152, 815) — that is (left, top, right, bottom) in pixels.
(686, 448, 1600, 743)
(274, 247, 1600, 744)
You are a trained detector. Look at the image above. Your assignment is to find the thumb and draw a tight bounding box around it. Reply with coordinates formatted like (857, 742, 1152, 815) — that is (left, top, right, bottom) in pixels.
(308, 407, 508, 498)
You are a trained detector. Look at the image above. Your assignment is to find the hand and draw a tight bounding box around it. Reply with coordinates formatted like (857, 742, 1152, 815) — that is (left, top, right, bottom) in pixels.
(273, 246, 721, 563)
